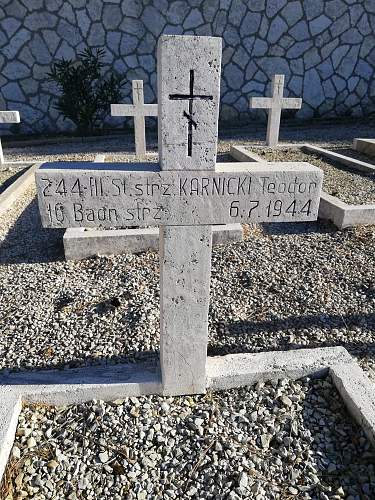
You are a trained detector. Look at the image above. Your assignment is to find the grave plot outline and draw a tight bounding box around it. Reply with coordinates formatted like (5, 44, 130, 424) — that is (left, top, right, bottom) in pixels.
(249, 74, 302, 147)
(36, 35, 323, 396)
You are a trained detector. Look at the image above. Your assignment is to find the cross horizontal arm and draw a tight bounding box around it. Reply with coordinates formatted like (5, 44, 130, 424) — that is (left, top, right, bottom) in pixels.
(249, 97, 273, 109)
(111, 104, 158, 117)
(0, 111, 20, 124)
(169, 94, 213, 101)
(36, 162, 323, 229)
(281, 98, 302, 109)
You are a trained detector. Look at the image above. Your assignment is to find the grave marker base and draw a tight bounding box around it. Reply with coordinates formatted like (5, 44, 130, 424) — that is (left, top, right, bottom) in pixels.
(1, 346, 375, 483)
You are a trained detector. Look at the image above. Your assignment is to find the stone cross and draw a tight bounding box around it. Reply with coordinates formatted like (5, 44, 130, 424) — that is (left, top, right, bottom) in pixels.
(111, 80, 158, 157)
(35, 36, 323, 396)
(0, 111, 20, 164)
(249, 75, 302, 147)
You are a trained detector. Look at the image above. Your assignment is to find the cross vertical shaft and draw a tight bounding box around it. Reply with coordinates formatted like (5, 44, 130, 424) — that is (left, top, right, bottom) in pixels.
(158, 35, 221, 395)
(267, 74, 284, 147)
(132, 80, 146, 156)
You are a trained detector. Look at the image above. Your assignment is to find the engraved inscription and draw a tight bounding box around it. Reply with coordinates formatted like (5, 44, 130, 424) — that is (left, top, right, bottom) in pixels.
(36, 164, 323, 229)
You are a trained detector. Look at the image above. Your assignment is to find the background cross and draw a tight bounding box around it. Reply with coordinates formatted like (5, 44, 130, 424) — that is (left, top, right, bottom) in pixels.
(249, 74, 302, 147)
(0, 110, 20, 164)
(111, 80, 158, 156)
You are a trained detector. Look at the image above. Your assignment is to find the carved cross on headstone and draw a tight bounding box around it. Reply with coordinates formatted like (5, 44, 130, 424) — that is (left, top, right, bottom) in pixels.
(111, 80, 158, 157)
(249, 74, 302, 147)
(0, 110, 20, 164)
(169, 69, 213, 157)
(35, 36, 323, 396)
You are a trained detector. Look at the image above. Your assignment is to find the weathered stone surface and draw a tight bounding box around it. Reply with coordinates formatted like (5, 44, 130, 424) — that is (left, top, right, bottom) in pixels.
(36, 162, 323, 228)
(158, 35, 221, 171)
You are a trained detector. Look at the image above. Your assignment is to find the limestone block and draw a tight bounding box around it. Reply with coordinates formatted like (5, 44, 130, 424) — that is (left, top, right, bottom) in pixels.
(158, 35, 221, 171)
(35, 162, 323, 228)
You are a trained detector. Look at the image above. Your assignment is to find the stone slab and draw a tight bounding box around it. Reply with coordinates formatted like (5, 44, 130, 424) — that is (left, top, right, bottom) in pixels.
(63, 224, 244, 260)
(207, 347, 352, 390)
(0, 163, 37, 215)
(230, 145, 264, 162)
(319, 192, 375, 229)
(158, 35, 221, 171)
(331, 363, 375, 447)
(0, 111, 20, 124)
(353, 138, 375, 159)
(0, 393, 22, 486)
(35, 161, 323, 228)
(302, 144, 375, 173)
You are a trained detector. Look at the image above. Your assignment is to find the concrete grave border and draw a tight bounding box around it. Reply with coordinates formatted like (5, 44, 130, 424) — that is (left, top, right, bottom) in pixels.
(353, 138, 375, 159)
(230, 144, 375, 229)
(1, 346, 375, 484)
(0, 163, 38, 215)
(63, 154, 244, 260)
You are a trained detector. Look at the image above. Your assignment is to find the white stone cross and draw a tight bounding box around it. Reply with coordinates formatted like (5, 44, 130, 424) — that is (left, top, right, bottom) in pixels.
(35, 36, 323, 396)
(0, 111, 20, 164)
(111, 80, 158, 157)
(249, 74, 302, 147)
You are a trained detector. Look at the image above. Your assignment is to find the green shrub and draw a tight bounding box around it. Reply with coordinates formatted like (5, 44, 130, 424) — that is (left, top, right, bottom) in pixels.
(48, 48, 124, 135)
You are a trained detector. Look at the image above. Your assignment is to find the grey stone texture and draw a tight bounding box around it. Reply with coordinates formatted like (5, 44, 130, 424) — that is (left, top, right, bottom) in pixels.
(0, 0, 374, 134)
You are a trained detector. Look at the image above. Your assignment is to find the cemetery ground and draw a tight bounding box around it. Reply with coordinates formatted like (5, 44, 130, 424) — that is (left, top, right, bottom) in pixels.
(1, 120, 375, 499)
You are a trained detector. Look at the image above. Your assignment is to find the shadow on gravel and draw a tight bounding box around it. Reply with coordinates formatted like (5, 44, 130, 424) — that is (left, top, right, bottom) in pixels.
(0, 196, 64, 264)
(0, 350, 159, 384)
(0, 167, 29, 195)
(262, 220, 337, 236)
(208, 312, 375, 361)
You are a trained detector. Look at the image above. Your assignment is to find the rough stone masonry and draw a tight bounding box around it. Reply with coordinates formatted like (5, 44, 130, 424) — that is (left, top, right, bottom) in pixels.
(35, 35, 323, 396)
(0, 0, 374, 134)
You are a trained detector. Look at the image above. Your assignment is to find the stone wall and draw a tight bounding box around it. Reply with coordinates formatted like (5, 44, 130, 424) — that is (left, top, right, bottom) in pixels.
(0, 0, 374, 135)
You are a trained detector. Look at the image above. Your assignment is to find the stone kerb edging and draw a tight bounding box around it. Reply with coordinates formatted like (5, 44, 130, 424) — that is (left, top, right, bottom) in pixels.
(1, 346, 375, 483)
(62, 154, 244, 260)
(0, 163, 38, 215)
(230, 144, 375, 229)
(353, 139, 375, 159)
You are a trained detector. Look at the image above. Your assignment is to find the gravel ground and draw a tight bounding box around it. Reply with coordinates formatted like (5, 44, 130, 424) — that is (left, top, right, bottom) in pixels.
(1, 127, 375, 380)
(0, 166, 29, 195)
(1, 123, 375, 497)
(250, 148, 375, 205)
(3, 376, 374, 500)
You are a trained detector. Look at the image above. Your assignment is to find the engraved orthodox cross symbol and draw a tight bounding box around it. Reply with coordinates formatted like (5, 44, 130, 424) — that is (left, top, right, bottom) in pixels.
(169, 69, 213, 157)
